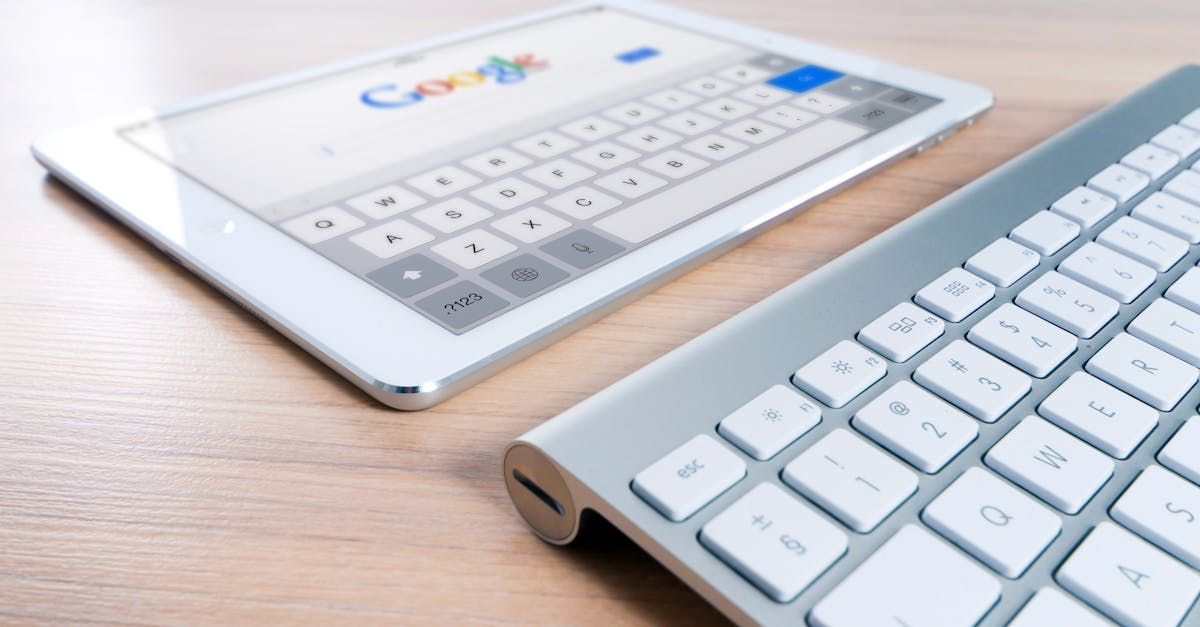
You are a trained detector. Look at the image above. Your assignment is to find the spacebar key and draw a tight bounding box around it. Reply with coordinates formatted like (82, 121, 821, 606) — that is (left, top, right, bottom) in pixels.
(592, 119, 868, 243)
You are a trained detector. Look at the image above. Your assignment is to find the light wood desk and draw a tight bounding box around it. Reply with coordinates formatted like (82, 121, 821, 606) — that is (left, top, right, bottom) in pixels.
(2, 0, 1196, 622)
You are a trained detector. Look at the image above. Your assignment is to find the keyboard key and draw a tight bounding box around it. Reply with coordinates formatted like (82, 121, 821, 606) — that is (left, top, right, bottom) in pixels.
(413, 280, 509, 329)
(365, 253, 456, 299)
(659, 111, 721, 136)
(538, 229, 624, 270)
(914, 267, 995, 322)
(490, 206, 570, 243)
(410, 199, 493, 233)
(809, 525, 1000, 627)
(1088, 163, 1150, 203)
(1183, 107, 1200, 132)
(630, 434, 746, 522)
(678, 75, 736, 97)
(543, 186, 622, 220)
(642, 87, 700, 111)
(968, 303, 1076, 377)
(522, 159, 595, 189)
(570, 141, 642, 171)
(347, 218, 434, 259)
(1130, 298, 1200, 367)
(460, 147, 532, 178)
(1097, 216, 1188, 272)
(1166, 169, 1200, 205)
(757, 104, 819, 129)
(640, 150, 711, 180)
(1086, 332, 1198, 411)
(923, 467, 1061, 578)
(614, 126, 682, 153)
(1058, 241, 1155, 303)
(680, 134, 749, 161)
(559, 115, 623, 141)
(715, 63, 770, 85)
(1131, 191, 1200, 243)
(1010, 210, 1081, 255)
(1016, 271, 1119, 338)
(280, 206, 364, 244)
(793, 90, 853, 115)
(1050, 185, 1118, 228)
(468, 177, 547, 211)
(985, 415, 1114, 514)
(964, 238, 1040, 287)
(791, 340, 887, 408)
(1057, 522, 1200, 627)
(722, 119, 785, 145)
(1151, 124, 1200, 158)
(1112, 465, 1200, 569)
(1160, 417, 1200, 486)
(511, 131, 579, 158)
(1038, 372, 1158, 459)
(345, 184, 424, 219)
(781, 429, 917, 532)
(697, 97, 757, 121)
(430, 228, 517, 269)
(405, 165, 481, 198)
(699, 483, 847, 602)
(914, 340, 1031, 422)
(731, 84, 792, 106)
(479, 253, 567, 299)
(856, 301, 944, 362)
(601, 101, 664, 126)
(852, 380, 977, 473)
(717, 385, 821, 461)
(1122, 143, 1181, 180)
(1167, 267, 1200, 313)
(1009, 587, 1110, 626)
(592, 167, 667, 199)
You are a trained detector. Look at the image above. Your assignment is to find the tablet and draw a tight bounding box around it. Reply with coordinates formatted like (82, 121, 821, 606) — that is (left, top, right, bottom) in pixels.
(32, 0, 992, 409)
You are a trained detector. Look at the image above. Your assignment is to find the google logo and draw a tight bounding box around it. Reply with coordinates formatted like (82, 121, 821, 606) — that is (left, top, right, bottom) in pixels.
(361, 54, 548, 109)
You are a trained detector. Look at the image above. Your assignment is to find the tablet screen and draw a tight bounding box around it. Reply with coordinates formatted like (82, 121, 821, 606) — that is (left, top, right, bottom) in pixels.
(123, 6, 940, 332)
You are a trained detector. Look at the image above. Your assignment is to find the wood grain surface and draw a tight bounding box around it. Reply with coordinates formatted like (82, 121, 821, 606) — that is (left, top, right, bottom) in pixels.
(2, 0, 1197, 623)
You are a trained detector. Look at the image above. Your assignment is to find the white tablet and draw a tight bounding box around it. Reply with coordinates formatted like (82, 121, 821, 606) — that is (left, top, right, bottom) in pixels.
(32, 0, 992, 409)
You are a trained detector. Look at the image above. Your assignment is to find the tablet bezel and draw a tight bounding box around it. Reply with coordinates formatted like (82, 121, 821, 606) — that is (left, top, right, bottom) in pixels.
(32, 0, 993, 409)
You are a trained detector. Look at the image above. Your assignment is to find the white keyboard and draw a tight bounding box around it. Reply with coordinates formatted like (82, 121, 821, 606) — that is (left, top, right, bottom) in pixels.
(507, 66, 1200, 625)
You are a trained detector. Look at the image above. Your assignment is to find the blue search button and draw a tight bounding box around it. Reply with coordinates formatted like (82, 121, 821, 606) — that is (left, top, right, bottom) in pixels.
(767, 65, 844, 93)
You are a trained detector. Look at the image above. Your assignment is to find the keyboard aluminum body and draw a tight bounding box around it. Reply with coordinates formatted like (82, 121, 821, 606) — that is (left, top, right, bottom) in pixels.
(505, 65, 1200, 625)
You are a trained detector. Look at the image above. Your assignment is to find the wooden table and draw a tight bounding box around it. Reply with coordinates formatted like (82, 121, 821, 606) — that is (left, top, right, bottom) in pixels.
(3, 0, 1196, 622)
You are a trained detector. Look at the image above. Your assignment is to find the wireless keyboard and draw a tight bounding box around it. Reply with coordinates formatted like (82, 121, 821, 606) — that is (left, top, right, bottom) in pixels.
(505, 65, 1200, 626)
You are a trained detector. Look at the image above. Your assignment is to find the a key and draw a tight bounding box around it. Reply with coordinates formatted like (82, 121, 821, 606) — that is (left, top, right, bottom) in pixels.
(717, 385, 821, 461)
(1058, 241, 1155, 304)
(964, 238, 1040, 287)
(781, 429, 917, 532)
(851, 380, 978, 473)
(699, 483, 847, 602)
(1131, 191, 1200, 243)
(1129, 298, 1200, 368)
(967, 303, 1077, 377)
(1051, 185, 1118, 228)
(1096, 216, 1188, 272)
(1016, 271, 1119, 338)
(985, 415, 1114, 514)
(922, 467, 1061, 578)
(1086, 332, 1199, 411)
(1088, 163, 1150, 203)
(1010, 210, 1081, 256)
(1159, 417, 1200, 486)
(1038, 372, 1158, 459)
(1121, 143, 1182, 180)
(1167, 267, 1200, 314)
(914, 340, 1031, 422)
(1152, 124, 1200, 158)
(1112, 465, 1200, 570)
(1057, 522, 1200, 627)
(914, 267, 995, 322)
(856, 302, 944, 362)
(1166, 169, 1200, 206)
(631, 434, 746, 522)
(809, 525, 1001, 627)
(1008, 587, 1110, 627)
(791, 340, 886, 408)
